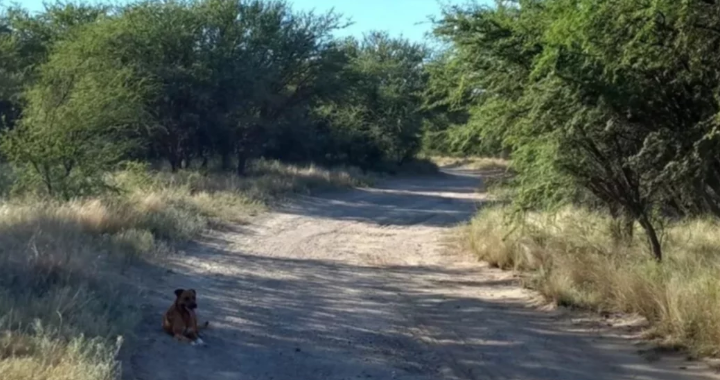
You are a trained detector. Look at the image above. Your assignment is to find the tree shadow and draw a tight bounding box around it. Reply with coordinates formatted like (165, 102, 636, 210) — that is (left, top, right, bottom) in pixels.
(122, 168, 712, 380)
(276, 169, 493, 228)
(125, 242, 714, 380)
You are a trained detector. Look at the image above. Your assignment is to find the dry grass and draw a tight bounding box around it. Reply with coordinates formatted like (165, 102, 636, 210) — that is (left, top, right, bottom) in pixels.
(0, 159, 372, 380)
(429, 156, 510, 172)
(464, 206, 720, 357)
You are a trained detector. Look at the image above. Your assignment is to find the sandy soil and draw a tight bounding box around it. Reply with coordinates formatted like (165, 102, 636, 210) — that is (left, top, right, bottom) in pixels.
(122, 168, 720, 380)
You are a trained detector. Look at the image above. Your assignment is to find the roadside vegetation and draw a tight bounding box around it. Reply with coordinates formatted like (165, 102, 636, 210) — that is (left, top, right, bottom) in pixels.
(465, 207, 720, 356)
(428, 0, 720, 357)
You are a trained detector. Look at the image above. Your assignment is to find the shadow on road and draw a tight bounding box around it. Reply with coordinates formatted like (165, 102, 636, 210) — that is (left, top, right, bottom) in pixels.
(123, 168, 714, 380)
(277, 169, 494, 228)
(128, 241, 707, 380)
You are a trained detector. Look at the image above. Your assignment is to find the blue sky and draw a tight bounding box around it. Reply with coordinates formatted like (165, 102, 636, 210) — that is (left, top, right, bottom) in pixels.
(288, 0, 464, 43)
(16, 0, 491, 43)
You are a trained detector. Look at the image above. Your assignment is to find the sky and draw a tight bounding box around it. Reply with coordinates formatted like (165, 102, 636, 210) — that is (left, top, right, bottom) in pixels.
(287, 0, 460, 43)
(16, 0, 492, 43)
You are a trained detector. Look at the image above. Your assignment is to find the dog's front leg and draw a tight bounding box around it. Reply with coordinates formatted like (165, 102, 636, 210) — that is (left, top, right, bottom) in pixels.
(172, 323, 195, 344)
(186, 330, 206, 345)
(173, 333, 193, 343)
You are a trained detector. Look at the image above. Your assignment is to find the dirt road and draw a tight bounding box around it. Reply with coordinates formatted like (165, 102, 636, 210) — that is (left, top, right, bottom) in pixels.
(125, 169, 720, 380)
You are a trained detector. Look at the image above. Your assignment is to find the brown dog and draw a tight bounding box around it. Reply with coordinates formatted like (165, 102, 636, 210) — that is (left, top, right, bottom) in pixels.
(162, 288, 209, 345)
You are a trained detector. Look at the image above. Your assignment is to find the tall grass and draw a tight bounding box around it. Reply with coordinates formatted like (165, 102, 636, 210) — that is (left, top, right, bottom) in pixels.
(465, 206, 720, 356)
(428, 155, 510, 172)
(0, 159, 372, 380)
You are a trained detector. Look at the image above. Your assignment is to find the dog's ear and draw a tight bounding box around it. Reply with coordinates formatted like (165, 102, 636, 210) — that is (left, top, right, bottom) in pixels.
(188, 289, 196, 296)
(174, 289, 184, 297)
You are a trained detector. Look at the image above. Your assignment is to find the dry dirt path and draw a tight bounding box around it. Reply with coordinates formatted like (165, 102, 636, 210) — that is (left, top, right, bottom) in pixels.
(124, 169, 720, 380)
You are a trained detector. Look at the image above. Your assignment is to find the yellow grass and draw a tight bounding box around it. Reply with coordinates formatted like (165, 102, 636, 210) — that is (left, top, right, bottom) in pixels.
(464, 206, 720, 356)
(428, 156, 510, 171)
(0, 159, 372, 380)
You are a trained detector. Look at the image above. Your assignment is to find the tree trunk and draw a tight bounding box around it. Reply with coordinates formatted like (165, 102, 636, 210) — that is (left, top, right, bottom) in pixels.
(221, 152, 231, 171)
(236, 151, 247, 176)
(168, 156, 179, 172)
(622, 213, 634, 241)
(37, 163, 54, 196)
(700, 179, 720, 218)
(609, 206, 633, 244)
(637, 213, 662, 262)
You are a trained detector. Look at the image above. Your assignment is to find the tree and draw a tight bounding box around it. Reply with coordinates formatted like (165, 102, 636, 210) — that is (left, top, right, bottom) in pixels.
(0, 3, 108, 133)
(432, 0, 720, 261)
(318, 32, 427, 170)
(1, 17, 147, 198)
(0, 0, 434, 197)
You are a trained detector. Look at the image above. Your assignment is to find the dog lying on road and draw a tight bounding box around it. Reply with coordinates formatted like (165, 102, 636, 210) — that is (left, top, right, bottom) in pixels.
(162, 288, 209, 345)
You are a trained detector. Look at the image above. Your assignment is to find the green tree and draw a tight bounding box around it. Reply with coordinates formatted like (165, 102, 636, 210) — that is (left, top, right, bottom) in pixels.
(0, 0, 435, 197)
(433, 0, 720, 260)
(0, 2, 107, 132)
(320, 32, 427, 170)
(1, 17, 148, 198)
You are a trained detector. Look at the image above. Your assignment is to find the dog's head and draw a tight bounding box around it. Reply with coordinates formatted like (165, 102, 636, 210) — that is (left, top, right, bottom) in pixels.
(174, 288, 197, 310)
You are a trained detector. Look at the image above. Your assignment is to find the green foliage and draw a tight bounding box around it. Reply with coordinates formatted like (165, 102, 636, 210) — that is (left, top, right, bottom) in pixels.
(319, 32, 428, 169)
(0, 3, 109, 131)
(431, 0, 720, 260)
(419, 50, 474, 155)
(0, 0, 432, 198)
(1, 16, 148, 198)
